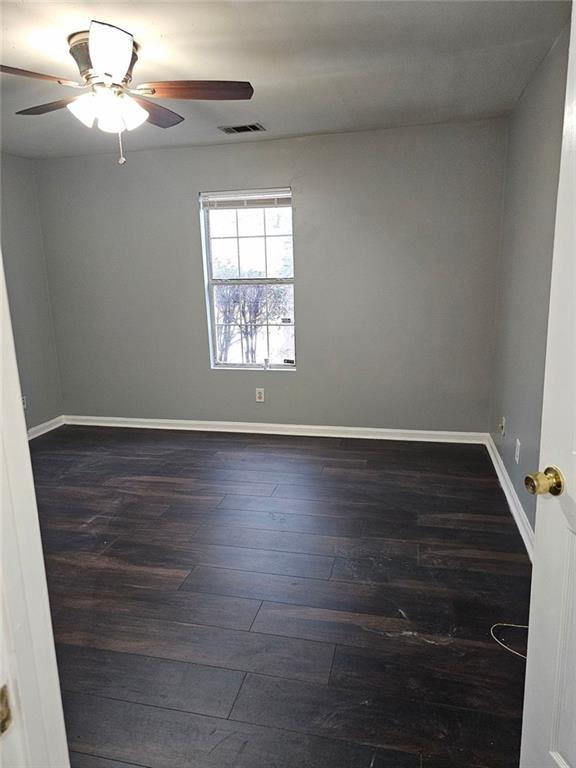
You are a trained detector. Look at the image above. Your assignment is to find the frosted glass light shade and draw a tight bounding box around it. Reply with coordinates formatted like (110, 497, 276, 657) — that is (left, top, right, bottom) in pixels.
(89, 20, 133, 84)
(118, 95, 149, 130)
(67, 90, 148, 133)
(67, 92, 97, 128)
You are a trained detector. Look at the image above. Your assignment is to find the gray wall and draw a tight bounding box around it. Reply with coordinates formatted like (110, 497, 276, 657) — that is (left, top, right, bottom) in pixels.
(491, 30, 569, 528)
(1, 154, 63, 427)
(35, 120, 507, 431)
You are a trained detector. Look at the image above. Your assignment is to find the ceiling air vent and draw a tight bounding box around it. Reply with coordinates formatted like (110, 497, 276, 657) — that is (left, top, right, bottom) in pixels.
(218, 123, 266, 135)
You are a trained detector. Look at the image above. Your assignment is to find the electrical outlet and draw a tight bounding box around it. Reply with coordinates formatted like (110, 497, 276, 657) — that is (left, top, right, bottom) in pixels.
(515, 438, 521, 464)
(21, 395, 27, 411)
(498, 416, 506, 436)
(255, 388, 265, 403)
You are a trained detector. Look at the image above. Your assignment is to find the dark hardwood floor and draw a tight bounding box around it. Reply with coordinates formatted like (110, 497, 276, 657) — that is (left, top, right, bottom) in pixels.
(30, 426, 531, 768)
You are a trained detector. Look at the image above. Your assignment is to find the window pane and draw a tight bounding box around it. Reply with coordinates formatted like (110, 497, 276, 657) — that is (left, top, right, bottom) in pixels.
(209, 209, 237, 238)
(240, 325, 268, 365)
(211, 239, 239, 278)
(266, 236, 293, 278)
(214, 285, 241, 324)
(268, 325, 295, 365)
(239, 237, 266, 278)
(267, 284, 294, 325)
(237, 284, 268, 325)
(215, 325, 242, 363)
(265, 206, 292, 236)
(237, 208, 264, 237)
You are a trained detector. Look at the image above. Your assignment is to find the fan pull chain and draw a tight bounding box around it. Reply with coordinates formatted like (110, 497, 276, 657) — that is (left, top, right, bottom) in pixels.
(117, 132, 127, 165)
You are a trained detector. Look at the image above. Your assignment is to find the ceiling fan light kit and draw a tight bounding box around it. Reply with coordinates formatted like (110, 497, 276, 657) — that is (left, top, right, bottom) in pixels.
(1, 19, 254, 164)
(67, 88, 149, 133)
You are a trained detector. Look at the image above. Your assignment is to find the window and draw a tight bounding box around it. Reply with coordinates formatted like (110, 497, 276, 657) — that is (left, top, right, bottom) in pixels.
(200, 188, 296, 369)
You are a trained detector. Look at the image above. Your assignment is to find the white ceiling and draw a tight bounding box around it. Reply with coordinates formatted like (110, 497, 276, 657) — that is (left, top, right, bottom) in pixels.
(0, 1, 571, 158)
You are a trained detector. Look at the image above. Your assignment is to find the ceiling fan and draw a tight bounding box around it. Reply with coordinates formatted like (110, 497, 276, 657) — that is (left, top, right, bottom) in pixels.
(1, 20, 254, 136)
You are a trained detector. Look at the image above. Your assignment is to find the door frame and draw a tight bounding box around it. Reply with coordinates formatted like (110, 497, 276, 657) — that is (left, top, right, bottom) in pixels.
(1, 256, 69, 766)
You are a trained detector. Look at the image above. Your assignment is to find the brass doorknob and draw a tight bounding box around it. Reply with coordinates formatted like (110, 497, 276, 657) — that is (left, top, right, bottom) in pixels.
(524, 466, 565, 496)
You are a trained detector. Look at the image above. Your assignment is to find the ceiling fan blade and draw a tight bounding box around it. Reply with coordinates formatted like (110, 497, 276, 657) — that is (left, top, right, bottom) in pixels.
(1, 64, 79, 88)
(89, 20, 133, 83)
(131, 96, 184, 128)
(135, 81, 254, 100)
(16, 97, 78, 115)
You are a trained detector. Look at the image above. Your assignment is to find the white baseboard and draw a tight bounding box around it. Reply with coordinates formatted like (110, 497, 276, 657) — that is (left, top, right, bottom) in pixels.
(26, 413, 534, 559)
(26, 415, 65, 440)
(485, 435, 535, 561)
(62, 414, 488, 444)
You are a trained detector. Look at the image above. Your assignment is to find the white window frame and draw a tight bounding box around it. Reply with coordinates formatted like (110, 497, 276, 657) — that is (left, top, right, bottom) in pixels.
(200, 188, 296, 371)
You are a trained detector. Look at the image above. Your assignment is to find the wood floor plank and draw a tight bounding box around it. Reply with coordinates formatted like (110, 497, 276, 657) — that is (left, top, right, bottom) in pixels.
(416, 512, 515, 532)
(220, 444, 348, 460)
(104, 539, 335, 579)
(39, 513, 200, 550)
(31, 451, 94, 484)
(229, 674, 521, 767)
(361, 522, 526, 551)
(164, 507, 372, 537)
(321, 464, 498, 483)
(420, 754, 496, 768)
(217, 493, 418, 519)
(104, 476, 276, 498)
(40, 528, 116, 554)
(57, 644, 244, 718)
(251, 602, 414, 648)
(177, 467, 323, 485)
(420, 543, 532, 576)
(64, 693, 418, 768)
(272, 480, 508, 508)
(193, 524, 417, 559)
(127, 521, 201, 543)
(343, 440, 495, 476)
(332, 557, 532, 601)
(35, 484, 173, 521)
(337, 438, 488, 457)
(214, 450, 365, 471)
(52, 586, 261, 630)
(53, 608, 335, 683)
(329, 645, 525, 717)
(45, 553, 189, 592)
(59, 456, 202, 484)
(70, 753, 144, 768)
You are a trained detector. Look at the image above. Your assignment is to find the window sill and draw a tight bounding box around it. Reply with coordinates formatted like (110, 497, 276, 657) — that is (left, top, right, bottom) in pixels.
(210, 365, 297, 372)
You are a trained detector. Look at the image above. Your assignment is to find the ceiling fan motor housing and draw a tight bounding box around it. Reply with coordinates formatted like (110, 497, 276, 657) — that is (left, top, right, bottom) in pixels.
(67, 30, 139, 86)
